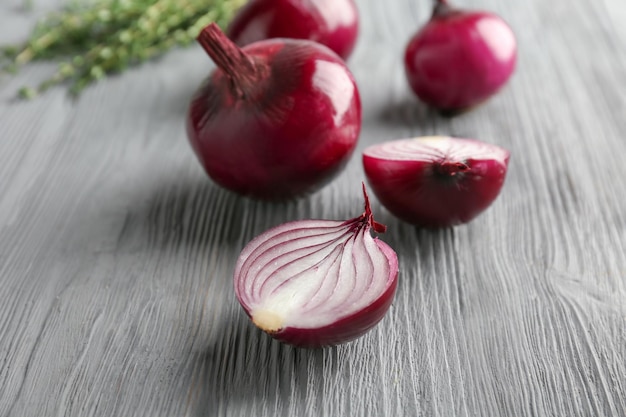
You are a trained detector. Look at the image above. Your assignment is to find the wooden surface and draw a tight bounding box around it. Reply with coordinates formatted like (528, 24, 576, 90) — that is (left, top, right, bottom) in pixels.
(1, 0, 626, 415)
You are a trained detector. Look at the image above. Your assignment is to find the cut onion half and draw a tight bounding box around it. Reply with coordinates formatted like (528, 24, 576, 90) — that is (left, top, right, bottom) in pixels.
(233, 185, 398, 347)
(363, 136, 510, 227)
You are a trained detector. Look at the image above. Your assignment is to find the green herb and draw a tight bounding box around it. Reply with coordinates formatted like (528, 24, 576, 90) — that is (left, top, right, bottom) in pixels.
(1, 0, 246, 97)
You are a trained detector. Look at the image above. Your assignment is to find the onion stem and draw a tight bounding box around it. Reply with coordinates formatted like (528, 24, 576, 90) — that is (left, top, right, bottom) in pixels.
(361, 182, 387, 233)
(433, 0, 453, 17)
(196, 23, 264, 99)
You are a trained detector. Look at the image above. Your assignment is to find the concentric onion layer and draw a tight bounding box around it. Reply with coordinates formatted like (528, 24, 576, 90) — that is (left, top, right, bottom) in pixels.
(234, 215, 398, 344)
(362, 136, 509, 165)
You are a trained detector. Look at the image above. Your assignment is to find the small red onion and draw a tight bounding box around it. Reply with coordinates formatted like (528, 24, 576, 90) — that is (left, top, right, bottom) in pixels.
(227, 0, 359, 60)
(186, 23, 361, 200)
(404, 0, 517, 112)
(363, 136, 510, 227)
(234, 185, 398, 347)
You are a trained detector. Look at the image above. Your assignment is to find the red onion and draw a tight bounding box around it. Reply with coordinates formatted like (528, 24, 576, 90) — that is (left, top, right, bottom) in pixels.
(363, 136, 510, 228)
(227, 0, 359, 60)
(186, 23, 361, 200)
(234, 185, 398, 347)
(404, 0, 517, 112)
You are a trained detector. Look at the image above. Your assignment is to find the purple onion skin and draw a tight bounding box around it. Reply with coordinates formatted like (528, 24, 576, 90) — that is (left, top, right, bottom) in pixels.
(363, 137, 510, 228)
(404, 2, 517, 111)
(187, 25, 361, 200)
(227, 0, 359, 60)
(365, 158, 507, 227)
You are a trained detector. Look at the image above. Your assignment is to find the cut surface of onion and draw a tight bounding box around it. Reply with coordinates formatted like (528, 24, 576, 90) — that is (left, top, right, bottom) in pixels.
(363, 136, 510, 227)
(234, 186, 398, 347)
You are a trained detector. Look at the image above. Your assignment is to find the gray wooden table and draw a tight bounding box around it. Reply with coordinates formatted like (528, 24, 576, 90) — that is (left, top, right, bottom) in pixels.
(1, 0, 625, 415)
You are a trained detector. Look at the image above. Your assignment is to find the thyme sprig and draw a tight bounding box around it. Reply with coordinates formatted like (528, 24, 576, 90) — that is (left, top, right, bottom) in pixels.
(1, 0, 245, 97)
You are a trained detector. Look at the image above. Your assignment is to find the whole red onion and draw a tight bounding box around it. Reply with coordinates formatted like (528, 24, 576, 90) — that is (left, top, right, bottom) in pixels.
(363, 136, 510, 228)
(404, 0, 517, 112)
(234, 185, 398, 347)
(186, 23, 361, 200)
(227, 0, 359, 60)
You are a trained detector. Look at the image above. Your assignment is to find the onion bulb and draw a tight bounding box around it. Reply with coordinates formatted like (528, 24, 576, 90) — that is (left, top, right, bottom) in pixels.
(227, 0, 360, 60)
(404, 0, 517, 112)
(186, 23, 361, 200)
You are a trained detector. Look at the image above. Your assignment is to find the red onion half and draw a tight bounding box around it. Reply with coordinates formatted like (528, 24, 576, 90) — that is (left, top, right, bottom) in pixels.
(404, 0, 517, 112)
(363, 136, 510, 228)
(186, 24, 361, 200)
(227, 0, 359, 60)
(234, 186, 398, 347)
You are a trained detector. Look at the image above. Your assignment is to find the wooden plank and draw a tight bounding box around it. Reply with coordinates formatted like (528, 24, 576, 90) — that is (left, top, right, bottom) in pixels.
(0, 0, 625, 415)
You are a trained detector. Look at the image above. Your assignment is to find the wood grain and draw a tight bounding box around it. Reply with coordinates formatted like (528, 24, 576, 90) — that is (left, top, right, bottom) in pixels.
(1, 0, 625, 416)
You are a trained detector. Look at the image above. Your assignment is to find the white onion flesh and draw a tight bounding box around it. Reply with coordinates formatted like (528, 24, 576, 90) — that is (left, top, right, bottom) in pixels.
(363, 136, 510, 164)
